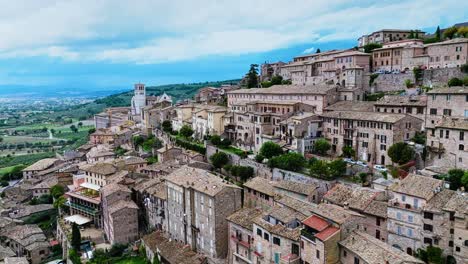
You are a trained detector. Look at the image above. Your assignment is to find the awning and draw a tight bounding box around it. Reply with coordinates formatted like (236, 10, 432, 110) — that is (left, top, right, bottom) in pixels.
(64, 215, 92, 226)
(80, 182, 101, 191)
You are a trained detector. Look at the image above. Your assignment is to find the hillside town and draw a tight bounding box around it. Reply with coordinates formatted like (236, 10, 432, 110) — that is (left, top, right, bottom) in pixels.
(1, 24, 468, 264)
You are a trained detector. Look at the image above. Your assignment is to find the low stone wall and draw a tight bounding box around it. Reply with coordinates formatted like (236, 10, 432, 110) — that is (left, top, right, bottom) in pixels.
(239, 159, 272, 179)
(206, 144, 242, 165)
(422, 67, 466, 86)
(272, 168, 336, 202)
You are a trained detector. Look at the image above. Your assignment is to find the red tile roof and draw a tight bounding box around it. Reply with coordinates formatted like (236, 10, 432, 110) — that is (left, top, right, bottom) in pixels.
(302, 215, 329, 231)
(315, 226, 339, 241)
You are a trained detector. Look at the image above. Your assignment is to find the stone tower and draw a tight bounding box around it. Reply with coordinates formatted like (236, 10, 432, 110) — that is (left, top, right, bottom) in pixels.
(131, 83, 146, 115)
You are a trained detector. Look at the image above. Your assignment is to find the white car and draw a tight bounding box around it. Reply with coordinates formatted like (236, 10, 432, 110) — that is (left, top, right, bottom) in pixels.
(356, 161, 368, 167)
(373, 165, 388, 172)
(343, 158, 357, 164)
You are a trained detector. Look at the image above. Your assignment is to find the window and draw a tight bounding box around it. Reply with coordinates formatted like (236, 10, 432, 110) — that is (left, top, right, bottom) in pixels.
(424, 224, 433, 232)
(402, 195, 406, 202)
(408, 215, 413, 223)
(376, 218, 381, 226)
(460, 131, 465, 141)
(449, 241, 454, 247)
(354, 257, 360, 264)
(316, 250, 320, 259)
(264, 232, 269, 241)
(445, 130, 450, 139)
(459, 145, 465, 151)
(424, 237, 433, 245)
(273, 237, 281, 246)
(257, 228, 262, 236)
(430, 108, 437, 115)
(397, 226, 402, 235)
(407, 228, 413, 237)
(424, 212, 434, 220)
(443, 109, 452, 116)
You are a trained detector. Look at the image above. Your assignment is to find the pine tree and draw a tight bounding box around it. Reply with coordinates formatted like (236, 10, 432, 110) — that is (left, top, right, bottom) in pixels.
(435, 26, 441, 41)
(316, 48, 321, 53)
(71, 223, 81, 251)
(247, 64, 259, 88)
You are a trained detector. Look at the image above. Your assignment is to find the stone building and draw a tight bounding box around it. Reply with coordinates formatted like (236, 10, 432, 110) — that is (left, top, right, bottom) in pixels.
(443, 192, 468, 264)
(192, 105, 228, 139)
(321, 111, 423, 165)
(339, 231, 423, 264)
(165, 166, 242, 260)
(426, 38, 468, 69)
(226, 208, 263, 264)
(323, 184, 388, 242)
(273, 180, 320, 204)
(300, 203, 365, 264)
(89, 126, 133, 147)
(135, 178, 168, 232)
(94, 107, 131, 129)
(22, 158, 60, 180)
(260, 61, 286, 81)
(358, 29, 425, 47)
(101, 183, 139, 244)
(387, 174, 444, 256)
(279, 112, 322, 154)
(141, 101, 173, 131)
(252, 205, 304, 264)
(86, 144, 115, 163)
(0, 224, 49, 264)
(243, 177, 276, 210)
(374, 95, 427, 122)
(226, 84, 339, 115)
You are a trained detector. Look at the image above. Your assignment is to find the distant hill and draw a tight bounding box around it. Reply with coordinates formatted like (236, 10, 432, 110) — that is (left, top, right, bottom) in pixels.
(52, 79, 241, 121)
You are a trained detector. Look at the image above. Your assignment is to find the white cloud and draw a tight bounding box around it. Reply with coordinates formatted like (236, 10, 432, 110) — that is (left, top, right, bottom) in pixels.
(302, 47, 315, 54)
(0, 0, 466, 63)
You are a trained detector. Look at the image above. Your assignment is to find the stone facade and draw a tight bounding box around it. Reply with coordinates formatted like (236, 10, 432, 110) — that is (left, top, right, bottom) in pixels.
(358, 29, 424, 47)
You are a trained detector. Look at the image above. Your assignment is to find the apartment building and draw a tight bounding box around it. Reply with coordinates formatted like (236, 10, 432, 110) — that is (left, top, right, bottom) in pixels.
(426, 86, 468, 170)
(300, 203, 365, 264)
(321, 111, 423, 165)
(243, 177, 276, 210)
(141, 101, 173, 131)
(89, 126, 133, 146)
(323, 184, 389, 242)
(426, 38, 468, 69)
(165, 166, 242, 259)
(86, 144, 115, 163)
(226, 208, 263, 264)
(101, 183, 139, 244)
(279, 112, 322, 154)
(374, 95, 427, 122)
(261, 61, 286, 81)
(22, 158, 60, 180)
(0, 225, 49, 264)
(387, 174, 444, 256)
(192, 105, 227, 139)
(358, 29, 425, 47)
(443, 192, 468, 264)
(227, 84, 339, 114)
(339, 231, 423, 264)
(252, 205, 304, 264)
(94, 107, 131, 129)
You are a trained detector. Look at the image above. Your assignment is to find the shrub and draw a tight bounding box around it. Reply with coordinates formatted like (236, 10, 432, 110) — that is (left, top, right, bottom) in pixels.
(162, 120, 172, 133)
(369, 73, 378, 86)
(173, 137, 206, 154)
(387, 142, 415, 164)
(363, 43, 382, 53)
(448, 77, 463, 87)
(209, 152, 229, 169)
(226, 165, 254, 181)
(358, 172, 367, 183)
(341, 146, 355, 158)
(309, 160, 330, 179)
(179, 125, 194, 138)
(461, 64, 468, 74)
(255, 154, 265, 163)
(210, 135, 222, 146)
(313, 139, 331, 155)
(404, 79, 413, 88)
(259, 142, 283, 159)
(268, 152, 306, 172)
(463, 76, 468, 86)
(328, 159, 347, 178)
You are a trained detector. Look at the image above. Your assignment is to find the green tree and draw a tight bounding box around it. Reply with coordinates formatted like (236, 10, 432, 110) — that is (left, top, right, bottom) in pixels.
(411, 132, 426, 145)
(316, 48, 321, 53)
(162, 120, 172, 133)
(50, 184, 65, 199)
(71, 222, 81, 251)
(363, 43, 383, 53)
(259, 142, 283, 159)
(443, 26, 458, 39)
(461, 171, 468, 190)
(328, 159, 347, 178)
(447, 169, 465, 190)
(88, 128, 96, 135)
(463, 76, 468, 86)
(313, 139, 331, 155)
(77, 122, 83, 127)
(133, 135, 145, 147)
(458, 26, 468, 37)
(210, 135, 222, 146)
(255, 154, 265, 163)
(179, 125, 194, 138)
(408, 30, 415, 39)
(268, 152, 306, 172)
(270, 75, 283, 85)
(358, 172, 368, 183)
(247, 64, 259, 88)
(53, 195, 67, 209)
(448, 77, 463, 87)
(309, 160, 330, 179)
(69, 249, 82, 264)
(153, 255, 161, 264)
(108, 243, 127, 257)
(70, 125, 78, 133)
(435, 26, 441, 41)
(387, 142, 415, 164)
(341, 146, 355, 158)
(209, 152, 229, 169)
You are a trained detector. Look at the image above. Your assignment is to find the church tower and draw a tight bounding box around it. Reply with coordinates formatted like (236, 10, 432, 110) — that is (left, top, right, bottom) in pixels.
(131, 83, 146, 115)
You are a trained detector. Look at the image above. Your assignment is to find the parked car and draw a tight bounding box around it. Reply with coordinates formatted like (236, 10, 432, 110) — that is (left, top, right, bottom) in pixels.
(356, 161, 368, 167)
(373, 164, 388, 172)
(391, 70, 400, 74)
(344, 158, 357, 164)
(374, 69, 385, 74)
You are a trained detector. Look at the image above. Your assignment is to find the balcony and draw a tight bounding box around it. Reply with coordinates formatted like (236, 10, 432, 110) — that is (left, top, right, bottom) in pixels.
(427, 144, 445, 153)
(230, 234, 252, 249)
(300, 229, 316, 243)
(67, 201, 99, 215)
(281, 254, 300, 264)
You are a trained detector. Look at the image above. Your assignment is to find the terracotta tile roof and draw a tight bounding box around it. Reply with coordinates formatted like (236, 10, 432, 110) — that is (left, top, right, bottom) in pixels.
(391, 174, 443, 200)
(273, 181, 318, 196)
(375, 95, 427, 106)
(313, 203, 363, 225)
(108, 200, 138, 215)
(4, 257, 29, 264)
(101, 183, 131, 198)
(320, 111, 410, 123)
(324, 101, 375, 112)
(424, 189, 457, 213)
(443, 192, 468, 218)
(435, 117, 468, 130)
(324, 184, 382, 212)
(363, 201, 388, 218)
(227, 84, 336, 95)
(0, 245, 15, 259)
(165, 166, 240, 196)
(142, 231, 206, 264)
(23, 158, 58, 171)
(227, 208, 263, 231)
(302, 215, 330, 231)
(315, 226, 340, 241)
(80, 163, 117, 175)
(275, 195, 317, 215)
(243, 177, 276, 197)
(339, 231, 424, 264)
(0, 224, 49, 251)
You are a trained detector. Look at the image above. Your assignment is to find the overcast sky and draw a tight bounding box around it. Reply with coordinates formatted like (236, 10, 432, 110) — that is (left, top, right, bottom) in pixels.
(0, 0, 467, 92)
